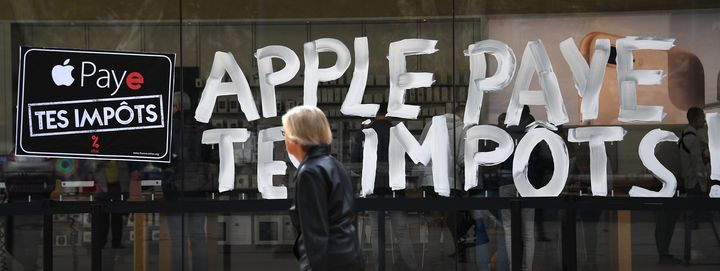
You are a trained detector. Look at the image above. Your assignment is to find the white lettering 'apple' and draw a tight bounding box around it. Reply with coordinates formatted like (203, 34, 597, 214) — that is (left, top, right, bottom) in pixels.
(51, 59, 75, 86)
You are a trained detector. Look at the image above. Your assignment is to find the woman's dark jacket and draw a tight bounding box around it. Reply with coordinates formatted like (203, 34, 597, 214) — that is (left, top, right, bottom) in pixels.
(290, 145, 363, 271)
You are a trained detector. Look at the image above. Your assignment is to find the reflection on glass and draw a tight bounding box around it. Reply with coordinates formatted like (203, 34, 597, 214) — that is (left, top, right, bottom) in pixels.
(0, 1, 716, 271)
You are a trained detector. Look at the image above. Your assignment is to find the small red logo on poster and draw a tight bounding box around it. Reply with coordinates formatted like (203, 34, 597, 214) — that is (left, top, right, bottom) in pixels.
(90, 135, 100, 153)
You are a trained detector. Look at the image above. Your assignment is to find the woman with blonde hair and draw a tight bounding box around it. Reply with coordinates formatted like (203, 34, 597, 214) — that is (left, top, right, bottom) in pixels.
(283, 105, 363, 271)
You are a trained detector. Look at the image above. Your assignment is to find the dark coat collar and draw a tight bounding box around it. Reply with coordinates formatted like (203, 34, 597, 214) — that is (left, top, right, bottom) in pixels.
(295, 145, 330, 178)
(303, 145, 330, 161)
(297, 145, 330, 170)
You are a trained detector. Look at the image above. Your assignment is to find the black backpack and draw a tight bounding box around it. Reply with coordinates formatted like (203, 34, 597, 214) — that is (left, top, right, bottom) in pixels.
(679, 131, 696, 154)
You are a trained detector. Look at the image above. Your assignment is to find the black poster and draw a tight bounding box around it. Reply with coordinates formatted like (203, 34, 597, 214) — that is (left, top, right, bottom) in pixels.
(16, 47, 175, 162)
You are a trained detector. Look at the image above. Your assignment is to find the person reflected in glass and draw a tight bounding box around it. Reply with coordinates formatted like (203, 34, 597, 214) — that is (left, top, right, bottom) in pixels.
(655, 106, 711, 265)
(350, 105, 419, 270)
(470, 113, 509, 271)
(283, 105, 363, 271)
(418, 105, 473, 262)
(162, 92, 214, 271)
(93, 160, 130, 249)
(565, 136, 610, 271)
(680, 107, 709, 196)
(499, 105, 536, 271)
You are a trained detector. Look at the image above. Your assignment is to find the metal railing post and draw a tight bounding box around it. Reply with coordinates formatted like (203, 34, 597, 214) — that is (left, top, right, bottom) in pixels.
(377, 211, 385, 271)
(561, 197, 577, 271)
(510, 199, 522, 271)
(90, 202, 105, 271)
(42, 211, 53, 271)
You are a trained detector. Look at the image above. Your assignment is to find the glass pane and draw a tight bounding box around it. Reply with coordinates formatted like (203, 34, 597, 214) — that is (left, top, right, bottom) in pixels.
(358, 208, 464, 270)
(629, 210, 720, 270)
(575, 209, 617, 271)
(53, 213, 91, 271)
(149, 212, 299, 270)
(9, 214, 45, 270)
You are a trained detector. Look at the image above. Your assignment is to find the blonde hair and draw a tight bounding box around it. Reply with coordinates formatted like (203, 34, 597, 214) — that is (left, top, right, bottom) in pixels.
(281, 105, 333, 147)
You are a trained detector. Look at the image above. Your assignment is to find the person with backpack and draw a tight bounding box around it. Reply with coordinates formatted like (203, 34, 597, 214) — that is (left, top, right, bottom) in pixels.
(654, 107, 710, 265)
(680, 107, 710, 196)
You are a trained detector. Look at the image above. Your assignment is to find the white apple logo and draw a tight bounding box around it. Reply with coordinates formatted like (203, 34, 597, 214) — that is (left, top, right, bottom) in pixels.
(51, 59, 74, 86)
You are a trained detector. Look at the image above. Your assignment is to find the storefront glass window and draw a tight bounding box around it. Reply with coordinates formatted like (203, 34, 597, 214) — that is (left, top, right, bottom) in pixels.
(0, 1, 718, 270)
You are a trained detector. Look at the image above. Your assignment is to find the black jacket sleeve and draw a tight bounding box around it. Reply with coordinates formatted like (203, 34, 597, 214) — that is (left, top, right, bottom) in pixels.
(296, 168, 330, 271)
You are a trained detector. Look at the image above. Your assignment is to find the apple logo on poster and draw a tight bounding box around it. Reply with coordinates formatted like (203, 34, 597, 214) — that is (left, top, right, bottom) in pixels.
(51, 59, 75, 86)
